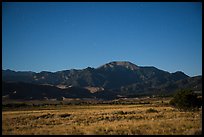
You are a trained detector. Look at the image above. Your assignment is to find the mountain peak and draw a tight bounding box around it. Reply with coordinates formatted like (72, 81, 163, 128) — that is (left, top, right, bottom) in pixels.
(98, 61, 139, 71)
(109, 61, 137, 66)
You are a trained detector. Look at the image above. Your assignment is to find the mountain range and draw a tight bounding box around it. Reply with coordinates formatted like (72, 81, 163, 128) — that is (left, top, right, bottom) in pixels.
(2, 61, 202, 100)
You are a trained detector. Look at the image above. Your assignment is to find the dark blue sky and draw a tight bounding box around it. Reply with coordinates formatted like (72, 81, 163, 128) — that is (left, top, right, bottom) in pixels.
(2, 2, 202, 76)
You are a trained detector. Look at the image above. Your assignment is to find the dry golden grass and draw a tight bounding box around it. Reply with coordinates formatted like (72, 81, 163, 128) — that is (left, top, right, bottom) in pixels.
(2, 104, 202, 135)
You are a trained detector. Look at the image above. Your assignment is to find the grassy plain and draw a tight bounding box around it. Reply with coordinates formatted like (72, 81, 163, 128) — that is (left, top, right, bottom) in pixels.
(2, 98, 202, 135)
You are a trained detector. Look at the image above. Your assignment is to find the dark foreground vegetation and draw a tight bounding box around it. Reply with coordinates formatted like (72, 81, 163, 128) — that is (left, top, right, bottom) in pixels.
(2, 96, 170, 111)
(170, 89, 202, 111)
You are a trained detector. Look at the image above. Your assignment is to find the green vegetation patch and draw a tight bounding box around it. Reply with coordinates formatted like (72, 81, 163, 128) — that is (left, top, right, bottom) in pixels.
(169, 89, 202, 111)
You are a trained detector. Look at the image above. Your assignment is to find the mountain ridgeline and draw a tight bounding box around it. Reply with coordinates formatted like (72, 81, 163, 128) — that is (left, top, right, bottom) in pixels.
(2, 61, 202, 100)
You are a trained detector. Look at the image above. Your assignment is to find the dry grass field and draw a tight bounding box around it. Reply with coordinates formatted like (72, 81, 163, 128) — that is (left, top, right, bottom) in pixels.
(2, 99, 202, 135)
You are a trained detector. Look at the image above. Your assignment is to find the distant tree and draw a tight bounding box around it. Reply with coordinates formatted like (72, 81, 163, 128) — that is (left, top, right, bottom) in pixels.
(169, 89, 202, 111)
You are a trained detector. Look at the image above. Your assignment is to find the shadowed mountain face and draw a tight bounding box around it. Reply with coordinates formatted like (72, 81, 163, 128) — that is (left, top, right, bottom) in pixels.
(2, 61, 202, 100)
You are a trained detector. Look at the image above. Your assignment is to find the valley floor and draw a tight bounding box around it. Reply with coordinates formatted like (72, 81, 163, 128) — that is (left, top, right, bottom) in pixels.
(2, 102, 202, 135)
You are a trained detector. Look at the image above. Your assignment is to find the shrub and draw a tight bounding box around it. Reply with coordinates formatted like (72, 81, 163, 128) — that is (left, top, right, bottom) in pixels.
(112, 111, 127, 115)
(36, 113, 55, 119)
(146, 108, 158, 113)
(169, 89, 202, 111)
(59, 113, 71, 118)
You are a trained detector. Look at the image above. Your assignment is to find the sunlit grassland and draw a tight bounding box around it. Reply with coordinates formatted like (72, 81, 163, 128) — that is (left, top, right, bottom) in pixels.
(2, 101, 202, 135)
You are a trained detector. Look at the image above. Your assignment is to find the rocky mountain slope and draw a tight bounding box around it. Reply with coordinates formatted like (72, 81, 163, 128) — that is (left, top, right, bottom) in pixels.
(2, 61, 202, 100)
